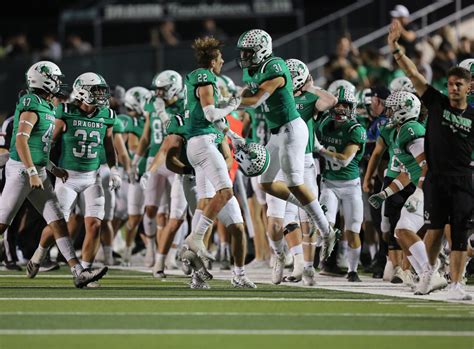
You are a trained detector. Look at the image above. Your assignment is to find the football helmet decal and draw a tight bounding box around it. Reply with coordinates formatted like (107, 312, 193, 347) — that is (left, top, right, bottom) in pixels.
(385, 91, 421, 126)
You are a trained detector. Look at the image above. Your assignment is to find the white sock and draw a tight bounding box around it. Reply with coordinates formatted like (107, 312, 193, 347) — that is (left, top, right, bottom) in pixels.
(103, 245, 113, 260)
(70, 263, 83, 276)
(81, 261, 92, 270)
(55, 237, 76, 262)
(194, 215, 213, 238)
(292, 253, 304, 276)
(269, 238, 284, 254)
(408, 241, 430, 271)
(303, 199, 329, 236)
(368, 243, 377, 260)
(290, 244, 303, 256)
(347, 246, 361, 272)
(287, 193, 302, 206)
(234, 266, 245, 276)
(143, 214, 157, 238)
(156, 253, 166, 271)
(304, 261, 314, 268)
(407, 255, 422, 275)
(339, 240, 348, 259)
(167, 247, 177, 264)
(191, 209, 203, 232)
(30, 245, 48, 264)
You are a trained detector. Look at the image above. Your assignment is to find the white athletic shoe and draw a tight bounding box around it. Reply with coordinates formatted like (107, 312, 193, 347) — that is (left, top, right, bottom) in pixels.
(430, 271, 448, 292)
(414, 267, 435, 295)
(383, 259, 394, 282)
(86, 281, 101, 288)
(231, 273, 257, 288)
(302, 266, 317, 286)
(446, 283, 472, 301)
(319, 226, 338, 262)
(391, 266, 405, 284)
(121, 246, 132, 267)
(184, 234, 215, 261)
(73, 267, 108, 289)
(402, 269, 416, 289)
(144, 238, 156, 268)
(189, 272, 210, 289)
(272, 252, 286, 285)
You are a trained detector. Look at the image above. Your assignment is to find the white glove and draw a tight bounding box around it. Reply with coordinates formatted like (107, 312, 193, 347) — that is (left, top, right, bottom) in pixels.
(404, 187, 423, 213)
(313, 135, 324, 153)
(140, 171, 151, 190)
(130, 154, 143, 183)
(109, 166, 122, 190)
(213, 118, 228, 132)
(227, 130, 246, 149)
(228, 96, 241, 110)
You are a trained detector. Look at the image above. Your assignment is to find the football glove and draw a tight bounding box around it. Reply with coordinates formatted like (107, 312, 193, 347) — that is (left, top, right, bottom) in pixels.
(404, 187, 423, 213)
(227, 130, 246, 149)
(140, 171, 151, 190)
(109, 166, 122, 190)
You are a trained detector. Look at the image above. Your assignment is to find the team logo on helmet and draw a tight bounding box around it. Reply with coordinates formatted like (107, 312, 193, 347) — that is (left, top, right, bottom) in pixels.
(234, 142, 270, 177)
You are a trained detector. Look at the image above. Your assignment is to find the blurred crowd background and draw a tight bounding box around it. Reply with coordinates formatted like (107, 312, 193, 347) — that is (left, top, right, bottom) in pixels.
(0, 0, 472, 118)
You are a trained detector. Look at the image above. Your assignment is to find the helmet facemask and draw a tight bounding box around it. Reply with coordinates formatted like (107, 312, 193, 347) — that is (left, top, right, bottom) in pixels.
(331, 102, 354, 122)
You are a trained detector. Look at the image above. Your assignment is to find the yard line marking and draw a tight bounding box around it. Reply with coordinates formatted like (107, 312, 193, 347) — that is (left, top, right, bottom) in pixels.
(408, 304, 474, 309)
(0, 329, 473, 336)
(0, 297, 390, 302)
(0, 311, 471, 318)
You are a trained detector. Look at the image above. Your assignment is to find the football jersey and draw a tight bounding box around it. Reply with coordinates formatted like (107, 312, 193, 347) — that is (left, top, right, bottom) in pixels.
(379, 125, 401, 179)
(315, 115, 366, 180)
(243, 57, 300, 130)
(10, 93, 56, 167)
(166, 114, 191, 167)
(295, 91, 319, 154)
(392, 120, 425, 185)
(56, 103, 115, 172)
(184, 68, 221, 139)
(129, 115, 147, 175)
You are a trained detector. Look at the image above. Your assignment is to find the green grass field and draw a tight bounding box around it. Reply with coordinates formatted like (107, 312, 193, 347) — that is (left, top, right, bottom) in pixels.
(1, 268, 473, 349)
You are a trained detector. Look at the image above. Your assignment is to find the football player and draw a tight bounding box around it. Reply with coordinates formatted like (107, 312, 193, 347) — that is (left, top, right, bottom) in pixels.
(0, 62, 107, 287)
(30, 72, 121, 282)
(236, 29, 337, 264)
(132, 70, 183, 267)
(314, 87, 367, 282)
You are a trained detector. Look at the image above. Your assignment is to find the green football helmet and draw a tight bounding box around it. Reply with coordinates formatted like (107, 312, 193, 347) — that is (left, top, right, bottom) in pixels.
(237, 29, 272, 69)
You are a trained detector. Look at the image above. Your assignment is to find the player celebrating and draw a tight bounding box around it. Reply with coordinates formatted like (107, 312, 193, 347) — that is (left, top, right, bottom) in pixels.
(314, 87, 367, 282)
(0, 61, 107, 287)
(29, 72, 121, 278)
(236, 29, 338, 262)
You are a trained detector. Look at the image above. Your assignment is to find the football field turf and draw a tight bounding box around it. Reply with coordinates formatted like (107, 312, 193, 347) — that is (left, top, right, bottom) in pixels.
(0, 268, 473, 349)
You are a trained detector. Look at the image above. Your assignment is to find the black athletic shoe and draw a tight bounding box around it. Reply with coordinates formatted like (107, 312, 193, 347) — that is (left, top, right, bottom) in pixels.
(347, 271, 362, 282)
(5, 261, 22, 271)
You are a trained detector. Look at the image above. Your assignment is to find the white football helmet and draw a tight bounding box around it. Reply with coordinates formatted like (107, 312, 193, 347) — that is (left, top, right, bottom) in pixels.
(459, 58, 474, 76)
(151, 70, 183, 100)
(71, 72, 110, 107)
(332, 87, 357, 122)
(385, 91, 421, 125)
(234, 142, 270, 177)
(286, 58, 309, 91)
(356, 88, 372, 108)
(389, 76, 415, 93)
(327, 79, 356, 96)
(124, 87, 152, 114)
(26, 61, 63, 94)
(237, 29, 272, 68)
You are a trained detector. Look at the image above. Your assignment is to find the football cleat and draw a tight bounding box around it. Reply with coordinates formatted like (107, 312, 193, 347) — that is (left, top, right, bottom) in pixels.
(319, 226, 339, 262)
(153, 270, 166, 280)
(414, 267, 435, 295)
(347, 271, 362, 282)
(271, 252, 286, 285)
(73, 267, 108, 289)
(302, 266, 317, 286)
(184, 234, 215, 261)
(26, 260, 40, 279)
(189, 272, 210, 289)
(231, 273, 257, 288)
(446, 283, 472, 301)
(391, 266, 405, 284)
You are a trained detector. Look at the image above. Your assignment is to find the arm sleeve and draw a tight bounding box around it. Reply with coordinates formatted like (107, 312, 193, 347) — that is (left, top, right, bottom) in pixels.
(203, 105, 235, 123)
(407, 137, 424, 158)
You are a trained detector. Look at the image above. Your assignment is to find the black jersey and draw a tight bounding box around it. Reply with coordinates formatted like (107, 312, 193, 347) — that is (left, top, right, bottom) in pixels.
(421, 85, 474, 176)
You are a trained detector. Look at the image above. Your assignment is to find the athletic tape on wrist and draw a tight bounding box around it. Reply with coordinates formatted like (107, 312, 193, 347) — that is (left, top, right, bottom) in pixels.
(392, 179, 404, 191)
(26, 166, 38, 177)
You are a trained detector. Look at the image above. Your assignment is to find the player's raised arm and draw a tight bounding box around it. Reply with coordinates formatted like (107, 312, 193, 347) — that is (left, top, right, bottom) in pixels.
(388, 20, 427, 96)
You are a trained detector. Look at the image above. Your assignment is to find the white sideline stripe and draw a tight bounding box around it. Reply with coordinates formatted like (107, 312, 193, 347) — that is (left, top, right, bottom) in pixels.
(0, 297, 390, 302)
(0, 329, 473, 336)
(0, 311, 470, 319)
